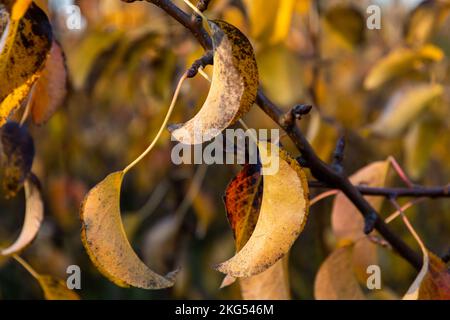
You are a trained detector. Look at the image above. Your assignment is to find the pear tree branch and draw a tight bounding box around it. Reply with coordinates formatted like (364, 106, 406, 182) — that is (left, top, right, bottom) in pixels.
(118, 0, 450, 271)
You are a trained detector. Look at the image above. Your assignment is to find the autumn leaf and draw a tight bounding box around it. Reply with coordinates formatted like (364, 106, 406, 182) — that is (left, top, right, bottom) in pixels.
(66, 29, 122, 89)
(269, 0, 296, 44)
(404, 0, 450, 45)
(224, 163, 263, 251)
(11, 0, 32, 21)
(417, 252, 450, 300)
(404, 117, 439, 179)
(243, 0, 280, 41)
(30, 41, 67, 125)
(221, 162, 291, 299)
(240, 258, 290, 300)
(323, 5, 365, 49)
(1, 121, 35, 198)
(169, 20, 258, 144)
(257, 45, 303, 106)
(81, 171, 177, 289)
(1, 175, 43, 256)
(363, 45, 443, 90)
(314, 245, 366, 300)
(14, 255, 80, 300)
(332, 160, 390, 242)
(0, 2, 52, 126)
(37, 276, 80, 300)
(370, 83, 443, 138)
(306, 112, 338, 163)
(216, 146, 309, 278)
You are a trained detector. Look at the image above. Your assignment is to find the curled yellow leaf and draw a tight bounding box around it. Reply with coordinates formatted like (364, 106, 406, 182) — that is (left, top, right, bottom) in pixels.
(81, 171, 176, 289)
(170, 20, 258, 144)
(215, 146, 309, 278)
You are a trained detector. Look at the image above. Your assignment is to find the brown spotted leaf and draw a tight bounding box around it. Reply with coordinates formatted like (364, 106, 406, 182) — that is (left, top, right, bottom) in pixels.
(30, 40, 67, 125)
(1, 121, 35, 198)
(0, 2, 52, 126)
(1, 174, 43, 256)
(216, 144, 309, 278)
(80, 171, 176, 289)
(11, 0, 32, 21)
(170, 20, 258, 144)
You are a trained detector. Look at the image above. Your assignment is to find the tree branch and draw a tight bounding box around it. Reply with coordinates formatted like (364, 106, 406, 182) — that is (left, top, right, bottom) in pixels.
(121, 0, 428, 270)
(309, 181, 450, 198)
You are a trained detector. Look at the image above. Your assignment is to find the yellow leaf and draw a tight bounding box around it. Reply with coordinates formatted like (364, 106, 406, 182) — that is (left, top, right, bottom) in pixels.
(240, 258, 290, 300)
(306, 112, 338, 162)
(30, 41, 67, 125)
(314, 245, 366, 300)
(66, 29, 122, 89)
(170, 20, 258, 144)
(270, 0, 296, 44)
(222, 162, 290, 299)
(1, 177, 43, 256)
(332, 160, 390, 242)
(404, 117, 438, 179)
(215, 146, 309, 278)
(80, 171, 176, 289)
(370, 83, 443, 138)
(243, 0, 279, 41)
(363, 45, 444, 90)
(14, 255, 80, 300)
(323, 5, 365, 49)
(38, 276, 80, 300)
(11, 0, 32, 21)
(257, 45, 303, 106)
(0, 3, 52, 127)
(404, 0, 450, 46)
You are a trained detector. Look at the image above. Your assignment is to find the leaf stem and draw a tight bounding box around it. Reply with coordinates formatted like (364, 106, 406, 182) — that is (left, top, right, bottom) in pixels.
(20, 84, 36, 126)
(181, 0, 208, 22)
(13, 254, 40, 280)
(123, 71, 188, 174)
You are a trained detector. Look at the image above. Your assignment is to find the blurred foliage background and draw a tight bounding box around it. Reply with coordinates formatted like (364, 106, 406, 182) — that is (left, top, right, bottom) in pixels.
(0, 0, 449, 299)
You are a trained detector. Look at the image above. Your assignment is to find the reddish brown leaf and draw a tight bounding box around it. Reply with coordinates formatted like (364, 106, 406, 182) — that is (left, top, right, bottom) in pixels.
(30, 41, 67, 125)
(418, 252, 450, 300)
(224, 163, 262, 251)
